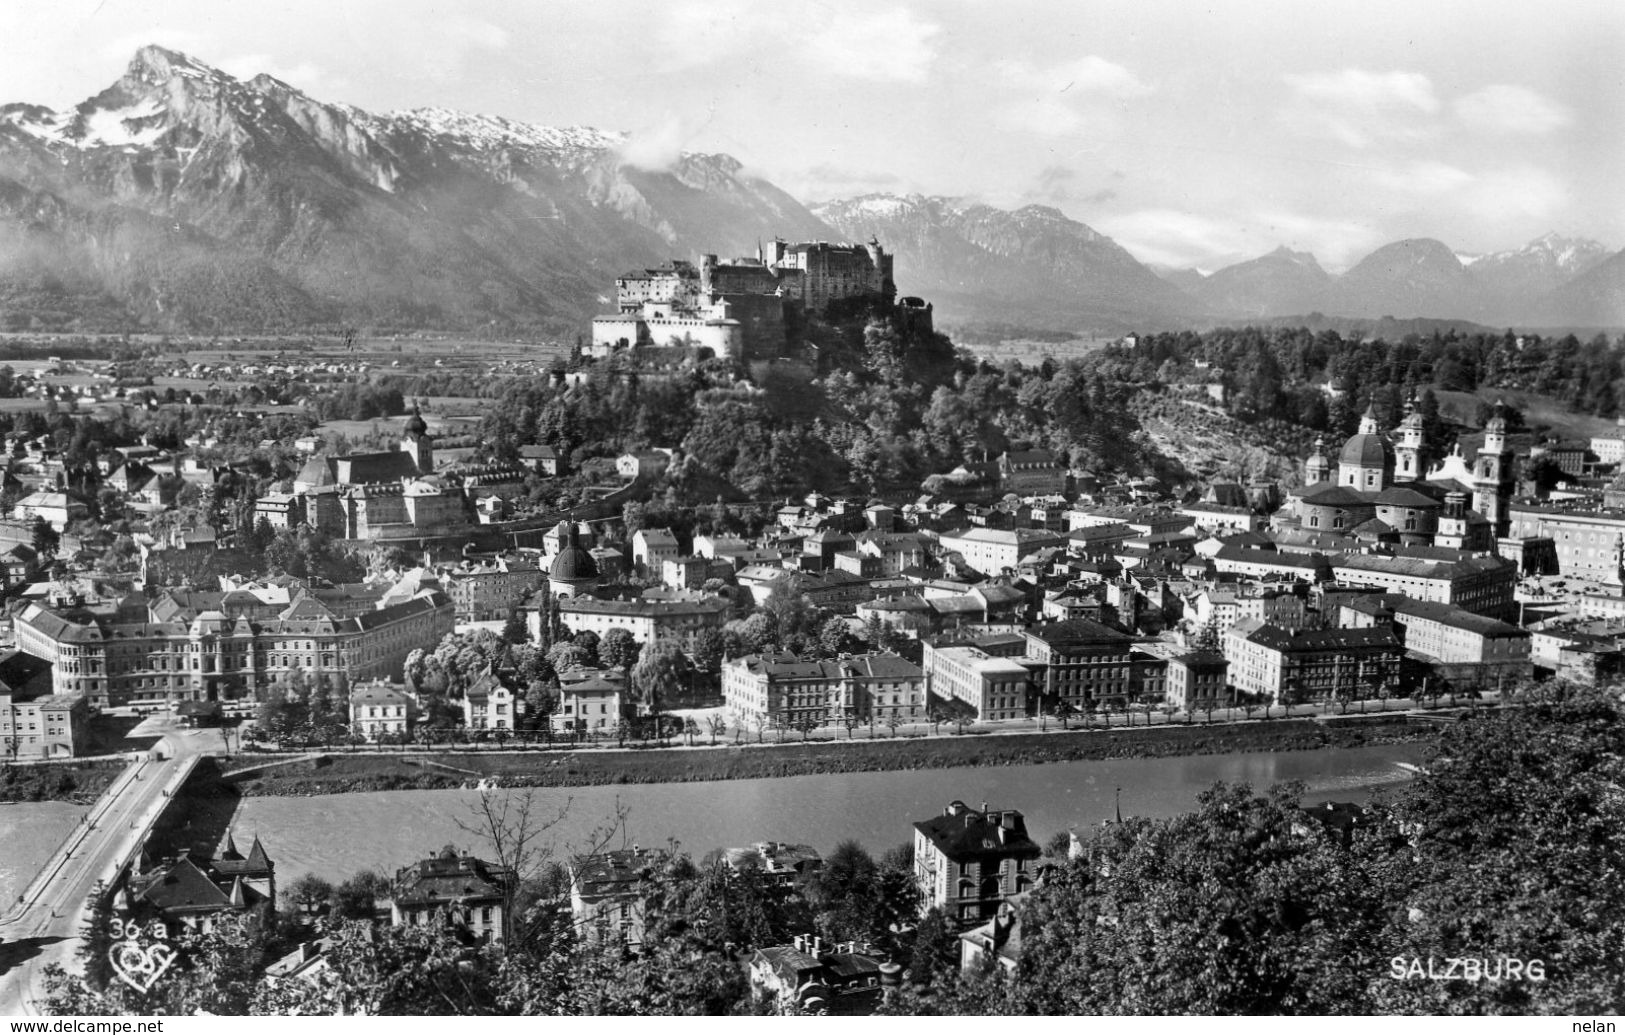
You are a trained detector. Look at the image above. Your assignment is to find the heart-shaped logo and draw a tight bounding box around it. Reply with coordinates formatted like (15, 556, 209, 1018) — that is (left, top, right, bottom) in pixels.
(110, 941, 178, 994)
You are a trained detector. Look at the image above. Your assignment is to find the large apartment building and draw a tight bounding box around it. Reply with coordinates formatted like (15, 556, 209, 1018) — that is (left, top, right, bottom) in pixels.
(15, 581, 453, 709)
(724, 651, 926, 727)
(938, 528, 1068, 577)
(1337, 595, 1532, 686)
(1506, 502, 1625, 585)
(921, 642, 1032, 720)
(440, 560, 545, 623)
(1022, 618, 1143, 710)
(1224, 618, 1403, 705)
(1330, 551, 1517, 619)
(0, 650, 87, 759)
(551, 594, 731, 649)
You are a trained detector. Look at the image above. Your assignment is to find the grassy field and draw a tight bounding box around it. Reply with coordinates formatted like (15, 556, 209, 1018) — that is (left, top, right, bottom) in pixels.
(221, 715, 1437, 797)
(1436, 388, 1618, 440)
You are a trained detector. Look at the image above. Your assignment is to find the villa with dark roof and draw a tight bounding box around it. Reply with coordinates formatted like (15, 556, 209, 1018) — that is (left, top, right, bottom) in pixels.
(749, 935, 888, 1014)
(570, 845, 671, 950)
(392, 845, 512, 944)
(913, 801, 1042, 926)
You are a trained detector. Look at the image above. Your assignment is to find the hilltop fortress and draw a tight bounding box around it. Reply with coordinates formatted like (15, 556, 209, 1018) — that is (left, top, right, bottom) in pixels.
(590, 238, 932, 362)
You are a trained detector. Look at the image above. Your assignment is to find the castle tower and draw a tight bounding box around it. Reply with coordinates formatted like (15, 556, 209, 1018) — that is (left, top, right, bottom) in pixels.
(401, 409, 434, 476)
(1472, 402, 1516, 537)
(1394, 396, 1426, 483)
(1304, 436, 1331, 487)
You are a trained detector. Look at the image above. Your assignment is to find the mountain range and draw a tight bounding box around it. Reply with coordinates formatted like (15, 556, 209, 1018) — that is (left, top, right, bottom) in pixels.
(1160, 233, 1619, 329)
(0, 46, 1620, 337)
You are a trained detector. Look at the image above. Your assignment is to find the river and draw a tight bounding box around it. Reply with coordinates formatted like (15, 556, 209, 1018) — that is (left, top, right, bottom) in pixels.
(223, 742, 1429, 883)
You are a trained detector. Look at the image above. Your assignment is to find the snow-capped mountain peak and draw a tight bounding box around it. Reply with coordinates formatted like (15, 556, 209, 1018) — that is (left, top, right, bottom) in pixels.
(387, 106, 625, 156)
(1477, 232, 1609, 271)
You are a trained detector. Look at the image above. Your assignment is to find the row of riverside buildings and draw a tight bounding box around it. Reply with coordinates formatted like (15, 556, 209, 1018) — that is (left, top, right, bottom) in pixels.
(116, 787, 1366, 1015)
(208, 798, 1050, 1016)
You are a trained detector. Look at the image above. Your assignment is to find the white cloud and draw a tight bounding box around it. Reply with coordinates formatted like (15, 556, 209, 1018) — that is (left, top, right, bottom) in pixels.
(1001, 55, 1153, 100)
(1251, 209, 1384, 271)
(1285, 69, 1439, 112)
(652, 2, 938, 83)
(217, 54, 326, 90)
(446, 18, 510, 51)
(97, 29, 213, 63)
(1461, 166, 1567, 220)
(1099, 206, 1383, 271)
(617, 114, 701, 170)
(996, 55, 1151, 137)
(1280, 68, 1439, 147)
(1372, 160, 1474, 195)
(1455, 84, 1572, 135)
(805, 8, 942, 84)
(1096, 209, 1257, 269)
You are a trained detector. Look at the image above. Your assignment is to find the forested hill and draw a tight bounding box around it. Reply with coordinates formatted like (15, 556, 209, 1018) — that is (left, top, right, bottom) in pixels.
(341, 321, 1625, 511)
(1111, 326, 1625, 434)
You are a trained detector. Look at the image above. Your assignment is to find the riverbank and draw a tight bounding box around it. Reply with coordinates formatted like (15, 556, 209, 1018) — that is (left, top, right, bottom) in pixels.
(0, 759, 123, 803)
(221, 715, 1440, 797)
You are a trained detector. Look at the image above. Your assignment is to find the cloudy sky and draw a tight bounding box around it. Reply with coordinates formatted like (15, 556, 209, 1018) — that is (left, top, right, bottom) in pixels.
(3, 0, 1621, 271)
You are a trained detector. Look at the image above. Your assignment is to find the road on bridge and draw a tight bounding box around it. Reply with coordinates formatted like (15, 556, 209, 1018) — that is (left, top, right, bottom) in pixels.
(0, 717, 230, 1015)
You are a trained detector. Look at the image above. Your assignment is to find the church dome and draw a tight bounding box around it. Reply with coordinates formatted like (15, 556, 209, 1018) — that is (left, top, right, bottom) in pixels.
(550, 545, 598, 582)
(1339, 431, 1394, 469)
(404, 410, 428, 436)
(1340, 406, 1392, 469)
(549, 521, 598, 583)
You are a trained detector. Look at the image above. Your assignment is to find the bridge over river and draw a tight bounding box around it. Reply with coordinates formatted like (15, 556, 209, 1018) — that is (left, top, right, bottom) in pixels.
(0, 719, 230, 1015)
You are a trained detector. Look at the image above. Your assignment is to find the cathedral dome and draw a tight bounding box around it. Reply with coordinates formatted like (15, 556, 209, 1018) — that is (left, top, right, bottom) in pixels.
(1339, 405, 1392, 470)
(1339, 431, 1394, 469)
(404, 410, 428, 436)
